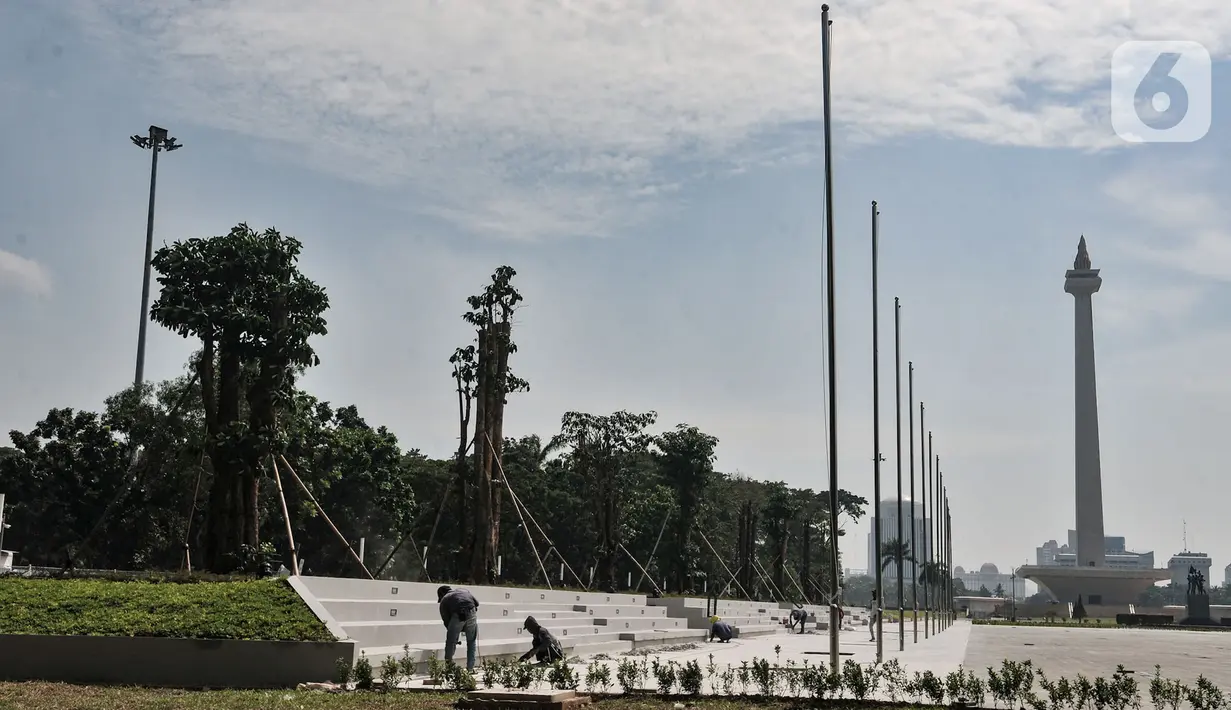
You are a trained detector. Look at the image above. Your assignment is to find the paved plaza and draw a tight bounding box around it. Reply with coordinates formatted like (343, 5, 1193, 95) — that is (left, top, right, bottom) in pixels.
(611, 620, 1231, 691)
(963, 624, 1231, 687)
(410, 620, 1231, 693)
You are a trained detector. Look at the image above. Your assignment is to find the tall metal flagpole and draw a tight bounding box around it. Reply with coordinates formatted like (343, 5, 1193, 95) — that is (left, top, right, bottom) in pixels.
(923, 423, 930, 638)
(947, 496, 953, 626)
(933, 453, 940, 635)
(819, 3, 842, 674)
(908, 365, 918, 643)
(943, 482, 949, 629)
(938, 469, 945, 630)
(871, 201, 884, 662)
(894, 299, 904, 651)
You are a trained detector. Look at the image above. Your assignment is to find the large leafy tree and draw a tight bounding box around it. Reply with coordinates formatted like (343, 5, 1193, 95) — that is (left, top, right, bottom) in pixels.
(653, 424, 718, 593)
(150, 223, 328, 572)
(555, 410, 657, 592)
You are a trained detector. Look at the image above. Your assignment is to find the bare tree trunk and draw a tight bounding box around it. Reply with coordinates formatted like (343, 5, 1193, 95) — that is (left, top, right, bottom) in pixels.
(206, 345, 244, 572)
(470, 328, 492, 583)
(490, 320, 511, 564)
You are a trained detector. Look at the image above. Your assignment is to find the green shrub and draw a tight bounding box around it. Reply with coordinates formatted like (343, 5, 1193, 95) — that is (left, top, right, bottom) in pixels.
(0, 577, 331, 641)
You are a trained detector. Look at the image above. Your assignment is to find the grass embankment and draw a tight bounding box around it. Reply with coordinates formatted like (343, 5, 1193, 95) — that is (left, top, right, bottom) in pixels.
(0, 577, 332, 641)
(0, 685, 911, 710)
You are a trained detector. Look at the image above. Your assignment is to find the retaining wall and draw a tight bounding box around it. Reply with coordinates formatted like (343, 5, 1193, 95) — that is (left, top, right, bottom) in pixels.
(0, 634, 354, 688)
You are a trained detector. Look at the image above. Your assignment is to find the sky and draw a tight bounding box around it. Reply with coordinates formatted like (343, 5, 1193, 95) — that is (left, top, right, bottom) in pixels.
(2, 0, 1231, 581)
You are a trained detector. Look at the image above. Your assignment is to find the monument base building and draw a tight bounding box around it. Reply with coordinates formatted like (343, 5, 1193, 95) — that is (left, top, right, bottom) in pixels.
(1018, 565, 1167, 605)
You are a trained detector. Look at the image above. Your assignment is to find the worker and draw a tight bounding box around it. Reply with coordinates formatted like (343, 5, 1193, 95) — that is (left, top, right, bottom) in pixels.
(519, 616, 565, 664)
(789, 606, 808, 634)
(868, 590, 879, 642)
(709, 615, 734, 643)
(437, 585, 480, 670)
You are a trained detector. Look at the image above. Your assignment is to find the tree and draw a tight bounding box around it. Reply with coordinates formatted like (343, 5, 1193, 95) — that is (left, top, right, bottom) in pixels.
(762, 482, 801, 600)
(879, 538, 914, 574)
(150, 223, 328, 572)
(462, 267, 529, 584)
(993, 583, 1006, 598)
(978, 584, 991, 597)
(917, 560, 947, 586)
(653, 424, 718, 593)
(555, 410, 656, 592)
(281, 397, 418, 576)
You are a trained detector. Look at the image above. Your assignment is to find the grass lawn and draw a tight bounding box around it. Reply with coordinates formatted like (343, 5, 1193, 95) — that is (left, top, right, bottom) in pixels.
(0, 684, 918, 710)
(0, 577, 332, 641)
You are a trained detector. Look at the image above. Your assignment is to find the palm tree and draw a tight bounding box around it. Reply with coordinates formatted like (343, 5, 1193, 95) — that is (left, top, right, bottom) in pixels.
(917, 560, 949, 591)
(879, 538, 915, 574)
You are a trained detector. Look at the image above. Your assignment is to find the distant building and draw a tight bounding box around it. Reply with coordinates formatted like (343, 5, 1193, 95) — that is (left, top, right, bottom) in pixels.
(953, 563, 1027, 600)
(1224, 563, 1231, 587)
(1036, 530, 1154, 570)
(866, 499, 932, 581)
(1167, 552, 1212, 587)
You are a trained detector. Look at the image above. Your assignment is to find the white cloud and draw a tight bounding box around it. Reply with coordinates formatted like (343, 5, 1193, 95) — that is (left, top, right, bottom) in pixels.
(1099, 284, 1203, 329)
(69, 0, 1231, 239)
(1104, 164, 1231, 281)
(0, 249, 51, 296)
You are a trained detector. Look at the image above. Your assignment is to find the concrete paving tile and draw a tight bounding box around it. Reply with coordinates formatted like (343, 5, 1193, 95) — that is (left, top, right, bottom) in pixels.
(962, 624, 1231, 687)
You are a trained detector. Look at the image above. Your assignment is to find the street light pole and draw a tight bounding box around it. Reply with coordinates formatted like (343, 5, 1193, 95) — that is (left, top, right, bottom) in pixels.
(130, 125, 183, 391)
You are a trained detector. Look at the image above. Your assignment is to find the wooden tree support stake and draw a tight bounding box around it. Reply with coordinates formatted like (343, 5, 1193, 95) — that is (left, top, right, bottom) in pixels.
(753, 557, 787, 602)
(783, 563, 813, 606)
(616, 543, 663, 597)
(279, 454, 373, 579)
(633, 512, 670, 593)
(485, 434, 551, 590)
(696, 529, 750, 599)
(487, 433, 589, 590)
(270, 455, 300, 576)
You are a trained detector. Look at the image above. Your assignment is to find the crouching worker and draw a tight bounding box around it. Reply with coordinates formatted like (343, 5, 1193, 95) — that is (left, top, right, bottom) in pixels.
(519, 616, 565, 664)
(708, 615, 734, 643)
(789, 606, 808, 634)
(438, 585, 480, 670)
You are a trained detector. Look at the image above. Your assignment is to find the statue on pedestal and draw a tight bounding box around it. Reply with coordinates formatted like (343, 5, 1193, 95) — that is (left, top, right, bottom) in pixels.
(1187, 566, 1206, 596)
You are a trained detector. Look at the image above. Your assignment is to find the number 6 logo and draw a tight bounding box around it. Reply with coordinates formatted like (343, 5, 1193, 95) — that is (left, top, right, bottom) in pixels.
(1111, 41, 1211, 143)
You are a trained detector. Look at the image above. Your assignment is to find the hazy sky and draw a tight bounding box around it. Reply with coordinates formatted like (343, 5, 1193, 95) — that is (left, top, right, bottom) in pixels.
(3, 0, 1230, 579)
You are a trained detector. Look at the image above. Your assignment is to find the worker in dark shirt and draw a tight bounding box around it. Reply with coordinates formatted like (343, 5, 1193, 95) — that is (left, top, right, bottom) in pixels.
(708, 616, 734, 643)
(437, 585, 480, 670)
(789, 606, 808, 634)
(518, 616, 565, 664)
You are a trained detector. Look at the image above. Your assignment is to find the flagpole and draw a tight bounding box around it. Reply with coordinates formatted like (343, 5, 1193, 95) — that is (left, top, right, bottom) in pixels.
(819, 3, 842, 674)
(933, 453, 940, 635)
(947, 495, 953, 627)
(894, 299, 904, 651)
(924, 424, 930, 638)
(871, 201, 883, 663)
(908, 365, 918, 643)
(938, 469, 945, 630)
